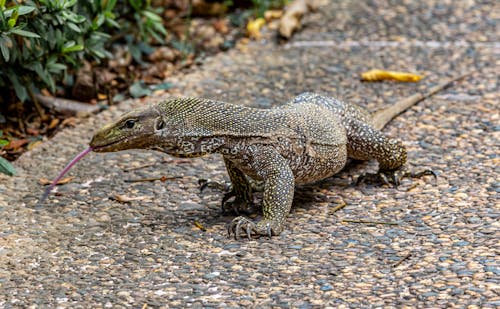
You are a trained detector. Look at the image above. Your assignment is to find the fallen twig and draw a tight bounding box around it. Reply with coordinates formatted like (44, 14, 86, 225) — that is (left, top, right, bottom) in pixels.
(124, 176, 182, 183)
(392, 251, 413, 268)
(330, 201, 347, 213)
(36, 94, 101, 116)
(342, 219, 399, 225)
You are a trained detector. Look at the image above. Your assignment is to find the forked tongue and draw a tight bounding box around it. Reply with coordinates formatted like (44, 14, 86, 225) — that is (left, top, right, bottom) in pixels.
(39, 147, 93, 204)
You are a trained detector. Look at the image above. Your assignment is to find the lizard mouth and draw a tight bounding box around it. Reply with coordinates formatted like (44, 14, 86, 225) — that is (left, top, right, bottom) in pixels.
(90, 136, 129, 152)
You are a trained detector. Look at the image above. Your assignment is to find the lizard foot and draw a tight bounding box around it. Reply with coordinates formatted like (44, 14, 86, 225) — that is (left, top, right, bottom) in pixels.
(198, 178, 230, 192)
(356, 168, 436, 187)
(227, 216, 275, 240)
(221, 190, 256, 215)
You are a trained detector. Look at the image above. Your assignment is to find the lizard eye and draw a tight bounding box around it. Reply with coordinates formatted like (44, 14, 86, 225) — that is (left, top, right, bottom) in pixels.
(124, 119, 136, 129)
(155, 119, 165, 130)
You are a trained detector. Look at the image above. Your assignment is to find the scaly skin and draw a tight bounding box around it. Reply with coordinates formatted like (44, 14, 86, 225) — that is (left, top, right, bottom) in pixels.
(90, 74, 466, 239)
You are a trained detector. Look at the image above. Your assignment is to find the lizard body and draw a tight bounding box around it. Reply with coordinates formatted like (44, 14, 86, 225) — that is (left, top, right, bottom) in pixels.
(90, 75, 466, 238)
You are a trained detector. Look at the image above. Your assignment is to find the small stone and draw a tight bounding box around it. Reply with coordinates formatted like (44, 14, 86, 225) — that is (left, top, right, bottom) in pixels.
(320, 284, 333, 291)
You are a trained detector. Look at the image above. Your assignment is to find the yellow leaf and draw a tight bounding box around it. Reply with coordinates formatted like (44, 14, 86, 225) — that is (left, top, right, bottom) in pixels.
(247, 18, 266, 39)
(48, 118, 60, 129)
(27, 140, 43, 151)
(39, 176, 74, 185)
(361, 69, 424, 82)
(194, 221, 206, 231)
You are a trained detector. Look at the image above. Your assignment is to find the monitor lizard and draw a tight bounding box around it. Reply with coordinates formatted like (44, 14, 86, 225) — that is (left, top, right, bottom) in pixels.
(89, 74, 467, 239)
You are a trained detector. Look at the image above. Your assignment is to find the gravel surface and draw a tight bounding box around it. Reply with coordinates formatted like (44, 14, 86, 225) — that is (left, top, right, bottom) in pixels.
(1, 0, 499, 307)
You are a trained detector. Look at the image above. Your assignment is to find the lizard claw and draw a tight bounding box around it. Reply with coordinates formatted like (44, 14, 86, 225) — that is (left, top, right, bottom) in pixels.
(404, 169, 437, 179)
(228, 216, 255, 240)
(227, 217, 273, 240)
(356, 168, 436, 187)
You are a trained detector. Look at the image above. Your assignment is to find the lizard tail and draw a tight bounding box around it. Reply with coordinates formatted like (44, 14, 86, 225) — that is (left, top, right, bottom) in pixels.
(372, 72, 471, 130)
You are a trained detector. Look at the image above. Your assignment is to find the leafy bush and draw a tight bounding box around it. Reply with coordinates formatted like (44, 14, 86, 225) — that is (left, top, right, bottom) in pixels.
(0, 0, 166, 103)
(251, 0, 289, 17)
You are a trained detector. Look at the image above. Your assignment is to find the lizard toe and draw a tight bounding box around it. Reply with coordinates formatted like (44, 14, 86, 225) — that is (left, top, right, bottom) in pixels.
(228, 216, 256, 240)
(228, 217, 277, 240)
(356, 167, 436, 187)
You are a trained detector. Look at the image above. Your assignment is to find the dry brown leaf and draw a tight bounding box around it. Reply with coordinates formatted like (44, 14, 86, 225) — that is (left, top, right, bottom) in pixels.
(40, 88, 52, 96)
(213, 19, 229, 34)
(112, 194, 148, 203)
(26, 127, 40, 135)
(264, 10, 283, 21)
(361, 69, 424, 82)
(61, 117, 77, 127)
(48, 118, 60, 130)
(39, 176, 74, 185)
(4, 139, 29, 150)
(279, 0, 310, 38)
(247, 18, 266, 39)
(192, 0, 228, 16)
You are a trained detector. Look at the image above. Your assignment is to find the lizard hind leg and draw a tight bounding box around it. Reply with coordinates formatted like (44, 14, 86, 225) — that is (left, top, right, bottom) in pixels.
(344, 117, 435, 186)
(343, 118, 437, 186)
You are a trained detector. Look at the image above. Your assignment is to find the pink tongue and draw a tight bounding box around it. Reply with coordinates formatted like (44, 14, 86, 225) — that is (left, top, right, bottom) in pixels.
(39, 147, 93, 204)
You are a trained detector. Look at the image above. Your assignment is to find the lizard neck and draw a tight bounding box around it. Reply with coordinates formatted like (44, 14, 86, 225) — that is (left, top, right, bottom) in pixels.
(162, 98, 283, 136)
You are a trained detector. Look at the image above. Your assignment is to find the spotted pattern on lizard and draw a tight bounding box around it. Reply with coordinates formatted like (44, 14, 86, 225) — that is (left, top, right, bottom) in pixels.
(90, 74, 466, 239)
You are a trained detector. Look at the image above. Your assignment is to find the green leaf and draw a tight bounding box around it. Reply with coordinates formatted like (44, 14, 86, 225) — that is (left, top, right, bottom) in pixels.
(0, 156, 16, 176)
(10, 28, 41, 38)
(7, 18, 15, 28)
(142, 10, 162, 23)
(62, 44, 84, 53)
(127, 41, 143, 64)
(146, 26, 164, 44)
(67, 22, 81, 33)
(6, 70, 28, 102)
(152, 82, 173, 91)
(4, 5, 36, 18)
(62, 10, 86, 23)
(0, 140, 8, 146)
(106, 0, 117, 11)
(129, 81, 151, 98)
(7, 9, 18, 28)
(104, 14, 120, 28)
(128, 0, 142, 12)
(62, 41, 84, 53)
(93, 14, 105, 28)
(47, 62, 67, 73)
(63, 0, 77, 9)
(0, 36, 11, 61)
(16, 6, 35, 16)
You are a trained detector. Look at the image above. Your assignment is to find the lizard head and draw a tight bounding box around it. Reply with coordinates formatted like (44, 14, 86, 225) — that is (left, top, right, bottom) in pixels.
(90, 105, 170, 152)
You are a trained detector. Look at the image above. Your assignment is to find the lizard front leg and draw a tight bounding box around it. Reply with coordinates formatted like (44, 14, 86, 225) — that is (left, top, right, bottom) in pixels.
(222, 157, 255, 215)
(228, 147, 294, 239)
